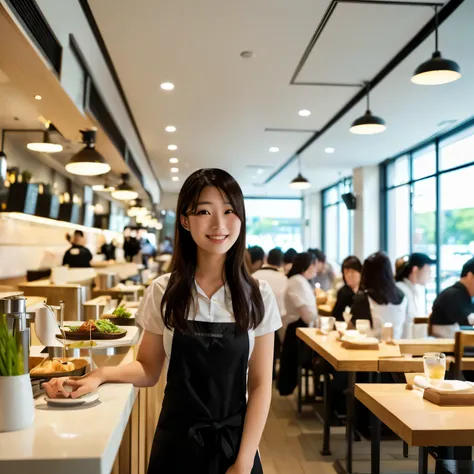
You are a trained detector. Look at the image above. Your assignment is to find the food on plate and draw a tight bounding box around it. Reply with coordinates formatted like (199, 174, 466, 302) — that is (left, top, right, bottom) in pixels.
(30, 358, 75, 375)
(66, 319, 124, 334)
(112, 306, 132, 319)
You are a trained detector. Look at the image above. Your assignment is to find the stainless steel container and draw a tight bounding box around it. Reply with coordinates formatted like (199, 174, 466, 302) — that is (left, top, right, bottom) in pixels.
(96, 273, 117, 290)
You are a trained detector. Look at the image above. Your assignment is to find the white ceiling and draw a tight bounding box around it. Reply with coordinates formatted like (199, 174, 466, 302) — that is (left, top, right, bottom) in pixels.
(87, 0, 472, 197)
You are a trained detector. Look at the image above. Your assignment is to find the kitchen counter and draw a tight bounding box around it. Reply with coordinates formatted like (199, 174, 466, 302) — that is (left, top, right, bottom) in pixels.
(0, 382, 138, 474)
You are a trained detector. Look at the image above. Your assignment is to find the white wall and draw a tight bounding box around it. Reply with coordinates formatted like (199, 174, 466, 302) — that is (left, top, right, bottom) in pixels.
(353, 165, 380, 260)
(303, 192, 321, 250)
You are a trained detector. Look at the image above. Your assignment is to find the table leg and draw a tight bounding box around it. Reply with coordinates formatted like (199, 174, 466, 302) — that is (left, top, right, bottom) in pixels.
(454, 446, 472, 460)
(321, 371, 331, 456)
(297, 337, 302, 414)
(371, 412, 381, 474)
(346, 372, 356, 474)
(418, 447, 428, 474)
(403, 441, 409, 458)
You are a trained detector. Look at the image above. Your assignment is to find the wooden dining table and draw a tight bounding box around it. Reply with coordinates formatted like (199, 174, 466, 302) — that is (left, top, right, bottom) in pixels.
(296, 328, 457, 474)
(356, 383, 474, 474)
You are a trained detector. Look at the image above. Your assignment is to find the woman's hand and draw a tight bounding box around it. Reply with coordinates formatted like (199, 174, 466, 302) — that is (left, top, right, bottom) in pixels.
(43, 371, 103, 399)
(225, 460, 253, 474)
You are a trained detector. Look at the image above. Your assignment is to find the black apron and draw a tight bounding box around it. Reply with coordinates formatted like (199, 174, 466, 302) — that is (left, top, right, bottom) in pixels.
(148, 321, 264, 474)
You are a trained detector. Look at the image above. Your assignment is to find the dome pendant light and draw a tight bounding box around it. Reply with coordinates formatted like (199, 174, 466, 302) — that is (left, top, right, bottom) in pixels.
(350, 82, 386, 135)
(289, 156, 311, 190)
(65, 129, 111, 176)
(111, 174, 139, 201)
(27, 122, 63, 153)
(411, 6, 461, 86)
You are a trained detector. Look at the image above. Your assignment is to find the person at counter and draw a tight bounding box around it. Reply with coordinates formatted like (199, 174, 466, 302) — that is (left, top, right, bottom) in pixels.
(430, 257, 474, 338)
(332, 255, 362, 321)
(45, 168, 281, 474)
(395, 252, 435, 319)
(308, 248, 335, 291)
(62, 230, 93, 268)
(99, 238, 116, 261)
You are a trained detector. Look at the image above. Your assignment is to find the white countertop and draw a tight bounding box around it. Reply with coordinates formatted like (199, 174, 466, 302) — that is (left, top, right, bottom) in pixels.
(0, 383, 138, 474)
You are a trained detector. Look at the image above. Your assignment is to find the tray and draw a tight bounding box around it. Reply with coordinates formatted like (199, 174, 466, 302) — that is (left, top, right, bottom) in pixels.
(29, 357, 88, 380)
(341, 340, 379, 350)
(423, 388, 474, 406)
(57, 330, 127, 340)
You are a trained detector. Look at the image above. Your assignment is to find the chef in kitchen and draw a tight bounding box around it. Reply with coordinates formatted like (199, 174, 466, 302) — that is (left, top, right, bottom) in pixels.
(62, 230, 93, 268)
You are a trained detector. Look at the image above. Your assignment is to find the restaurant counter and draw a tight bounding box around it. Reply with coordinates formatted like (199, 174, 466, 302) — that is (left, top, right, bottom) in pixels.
(0, 346, 166, 474)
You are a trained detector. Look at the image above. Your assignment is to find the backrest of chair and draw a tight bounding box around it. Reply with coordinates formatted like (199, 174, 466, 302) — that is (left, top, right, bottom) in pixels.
(453, 331, 474, 379)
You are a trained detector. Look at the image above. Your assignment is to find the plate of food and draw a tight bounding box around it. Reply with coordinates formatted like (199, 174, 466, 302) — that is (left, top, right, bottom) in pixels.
(29, 357, 88, 380)
(100, 305, 135, 326)
(57, 319, 127, 340)
(45, 391, 100, 407)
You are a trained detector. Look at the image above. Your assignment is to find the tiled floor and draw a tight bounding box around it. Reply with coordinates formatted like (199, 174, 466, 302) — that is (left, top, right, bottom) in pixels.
(260, 387, 435, 474)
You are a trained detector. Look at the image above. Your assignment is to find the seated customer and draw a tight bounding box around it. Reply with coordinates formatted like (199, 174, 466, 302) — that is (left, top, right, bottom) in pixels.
(283, 247, 297, 275)
(430, 258, 474, 338)
(332, 256, 362, 321)
(395, 252, 435, 320)
(352, 252, 409, 339)
(248, 245, 265, 273)
(253, 248, 287, 324)
(277, 252, 318, 396)
(308, 248, 336, 291)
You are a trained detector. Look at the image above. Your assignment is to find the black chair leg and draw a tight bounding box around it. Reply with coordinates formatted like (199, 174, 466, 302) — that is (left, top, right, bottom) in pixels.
(403, 441, 409, 458)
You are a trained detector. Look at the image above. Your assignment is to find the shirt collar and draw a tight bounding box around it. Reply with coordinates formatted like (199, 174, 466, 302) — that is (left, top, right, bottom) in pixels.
(194, 280, 229, 301)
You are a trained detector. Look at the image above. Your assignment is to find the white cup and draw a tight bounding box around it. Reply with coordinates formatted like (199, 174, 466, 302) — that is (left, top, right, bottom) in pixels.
(355, 319, 371, 336)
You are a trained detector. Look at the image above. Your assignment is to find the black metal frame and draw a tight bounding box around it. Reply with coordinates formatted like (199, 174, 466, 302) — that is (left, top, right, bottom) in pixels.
(321, 178, 353, 263)
(381, 115, 474, 295)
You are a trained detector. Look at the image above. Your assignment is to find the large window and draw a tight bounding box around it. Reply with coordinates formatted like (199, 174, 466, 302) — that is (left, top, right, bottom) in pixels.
(322, 179, 354, 264)
(244, 198, 303, 252)
(383, 120, 474, 306)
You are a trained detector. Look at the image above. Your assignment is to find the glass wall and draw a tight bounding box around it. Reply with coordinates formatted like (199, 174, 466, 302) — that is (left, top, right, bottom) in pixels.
(244, 198, 303, 252)
(322, 178, 353, 265)
(383, 120, 474, 307)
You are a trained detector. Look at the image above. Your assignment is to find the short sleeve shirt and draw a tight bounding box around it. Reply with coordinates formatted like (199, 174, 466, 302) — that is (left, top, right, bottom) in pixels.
(135, 273, 282, 361)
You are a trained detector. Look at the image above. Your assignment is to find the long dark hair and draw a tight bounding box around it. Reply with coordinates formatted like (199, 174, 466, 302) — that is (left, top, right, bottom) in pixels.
(287, 252, 315, 279)
(161, 169, 264, 331)
(360, 252, 403, 305)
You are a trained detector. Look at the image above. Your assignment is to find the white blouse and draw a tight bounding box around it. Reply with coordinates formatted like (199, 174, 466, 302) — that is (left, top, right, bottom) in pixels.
(396, 279, 426, 319)
(284, 274, 318, 327)
(136, 273, 282, 361)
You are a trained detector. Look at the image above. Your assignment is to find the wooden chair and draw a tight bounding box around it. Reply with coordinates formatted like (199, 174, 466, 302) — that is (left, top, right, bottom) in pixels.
(453, 331, 474, 379)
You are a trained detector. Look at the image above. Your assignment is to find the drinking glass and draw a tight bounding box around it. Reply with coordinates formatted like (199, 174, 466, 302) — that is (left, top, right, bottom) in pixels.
(355, 319, 371, 336)
(320, 316, 335, 333)
(423, 352, 446, 385)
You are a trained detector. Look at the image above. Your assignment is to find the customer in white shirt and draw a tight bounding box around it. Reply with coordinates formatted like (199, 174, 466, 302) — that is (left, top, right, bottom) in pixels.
(277, 252, 318, 395)
(253, 248, 288, 341)
(352, 252, 409, 339)
(395, 252, 435, 320)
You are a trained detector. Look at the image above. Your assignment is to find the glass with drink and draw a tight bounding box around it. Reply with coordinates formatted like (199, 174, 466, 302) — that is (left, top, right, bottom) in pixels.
(423, 352, 446, 385)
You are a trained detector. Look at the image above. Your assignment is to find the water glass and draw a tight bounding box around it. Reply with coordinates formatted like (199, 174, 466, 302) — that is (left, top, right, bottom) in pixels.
(320, 316, 335, 333)
(355, 319, 371, 336)
(423, 352, 446, 385)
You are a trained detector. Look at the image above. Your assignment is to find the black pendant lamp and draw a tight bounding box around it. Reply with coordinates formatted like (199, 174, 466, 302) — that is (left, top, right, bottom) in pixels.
(111, 174, 138, 201)
(65, 129, 111, 176)
(27, 122, 63, 153)
(289, 157, 311, 190)
(412, 7, 461, 86)
(350, 82, 386, 135)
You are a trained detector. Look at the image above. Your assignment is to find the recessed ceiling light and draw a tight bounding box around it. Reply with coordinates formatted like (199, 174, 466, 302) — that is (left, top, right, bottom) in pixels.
(160, 82, 174, 90)
(172, 176, 179, 182)
(298, 109, 311, 117)
(165, 125, 176, 132)
(269, 147, 279, 153)
(169, 157, 179, 164)
(168, 144, 178, 151)
(325, 147, 335, 154)
(34, 95, 42, 101)
(171, 167, 179, 173)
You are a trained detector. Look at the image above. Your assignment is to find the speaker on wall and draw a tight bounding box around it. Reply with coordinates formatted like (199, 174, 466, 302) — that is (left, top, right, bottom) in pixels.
(341, 192, 357, 210)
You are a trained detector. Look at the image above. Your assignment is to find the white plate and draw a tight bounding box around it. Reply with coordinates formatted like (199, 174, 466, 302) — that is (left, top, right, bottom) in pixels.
(44, 391, 100, 407)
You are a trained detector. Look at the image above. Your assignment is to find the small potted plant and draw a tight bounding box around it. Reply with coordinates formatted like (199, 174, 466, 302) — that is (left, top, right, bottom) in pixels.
(0, 314, 35, 432)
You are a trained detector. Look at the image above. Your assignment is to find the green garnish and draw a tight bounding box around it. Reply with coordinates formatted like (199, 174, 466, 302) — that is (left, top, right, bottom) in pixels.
(95, 319, 123, 333)
(66, 326, 81, 332)
(0, 314, 24, 376)
(112, 306, 132, 319)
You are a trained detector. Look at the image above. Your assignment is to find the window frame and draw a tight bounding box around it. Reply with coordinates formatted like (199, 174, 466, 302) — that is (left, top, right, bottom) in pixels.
(381, 116, 474, 295)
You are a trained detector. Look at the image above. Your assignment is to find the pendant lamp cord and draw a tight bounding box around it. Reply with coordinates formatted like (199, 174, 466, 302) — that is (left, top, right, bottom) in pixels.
(365, 81, 370, 111)
(434, 6, 439, 52)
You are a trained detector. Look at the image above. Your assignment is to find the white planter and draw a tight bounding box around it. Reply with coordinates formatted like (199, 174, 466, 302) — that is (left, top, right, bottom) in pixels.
(0, 374, 35, 432)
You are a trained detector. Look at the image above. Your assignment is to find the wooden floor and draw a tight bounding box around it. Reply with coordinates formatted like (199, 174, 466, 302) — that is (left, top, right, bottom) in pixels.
(260, 387, 435, 474)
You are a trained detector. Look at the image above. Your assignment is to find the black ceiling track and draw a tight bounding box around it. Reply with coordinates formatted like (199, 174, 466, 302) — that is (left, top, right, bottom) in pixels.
(5, 0, 62, 75)
(266, 0, 464, 184)
(78, 0, 160, 194)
